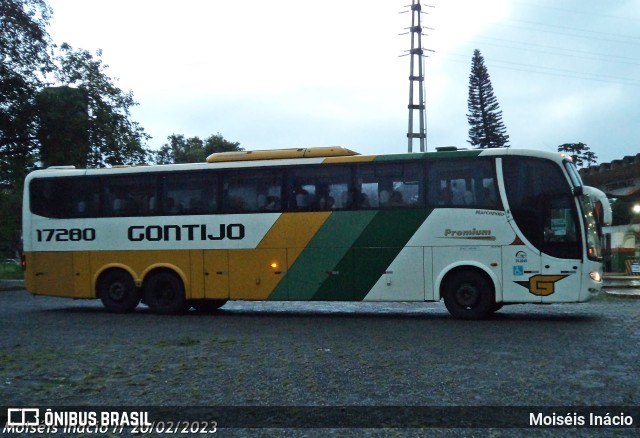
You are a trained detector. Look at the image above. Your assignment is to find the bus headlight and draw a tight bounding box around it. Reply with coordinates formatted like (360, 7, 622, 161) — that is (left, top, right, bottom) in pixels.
(589, 272, 602, 282)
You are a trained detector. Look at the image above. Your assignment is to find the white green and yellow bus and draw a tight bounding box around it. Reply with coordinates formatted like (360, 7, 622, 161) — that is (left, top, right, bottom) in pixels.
(22, 146, 606, 319)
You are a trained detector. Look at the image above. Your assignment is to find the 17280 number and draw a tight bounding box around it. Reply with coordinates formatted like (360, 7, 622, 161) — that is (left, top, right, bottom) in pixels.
(36, 228, 96, 242)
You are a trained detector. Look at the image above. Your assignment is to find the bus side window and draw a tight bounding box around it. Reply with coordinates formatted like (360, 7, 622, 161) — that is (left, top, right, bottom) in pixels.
(103, 175, 156, 217)
(162, 171, 218, 215)
(31, 176, 102, 219)
(357, 162, 423, 209)
(69, 177, 100, 218)
(428, 159, 498, 209)
(223, 170, 282, 213)
(287, 166, 350, 211)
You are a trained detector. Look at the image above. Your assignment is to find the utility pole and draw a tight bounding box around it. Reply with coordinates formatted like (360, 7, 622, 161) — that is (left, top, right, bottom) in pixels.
(400, 1, 433, 153)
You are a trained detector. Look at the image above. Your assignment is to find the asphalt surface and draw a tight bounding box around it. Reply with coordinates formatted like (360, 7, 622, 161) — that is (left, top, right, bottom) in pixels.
(1, 279, 639, 436)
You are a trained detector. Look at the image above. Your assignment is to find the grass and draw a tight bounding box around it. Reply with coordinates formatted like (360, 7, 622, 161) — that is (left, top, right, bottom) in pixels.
(0, 262, 23, 280)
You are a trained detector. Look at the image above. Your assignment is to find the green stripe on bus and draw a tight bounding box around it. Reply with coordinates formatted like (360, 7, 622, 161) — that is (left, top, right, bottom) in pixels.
(268, 211, 377, 300)
(310, 208, 432, 301)
(426, 150, 482, 159)
(371, 150, 482, 162)
(373, 153, 428, 161)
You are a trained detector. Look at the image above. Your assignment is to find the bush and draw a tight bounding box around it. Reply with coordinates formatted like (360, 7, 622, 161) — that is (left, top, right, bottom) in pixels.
(0, 262, 23, 280)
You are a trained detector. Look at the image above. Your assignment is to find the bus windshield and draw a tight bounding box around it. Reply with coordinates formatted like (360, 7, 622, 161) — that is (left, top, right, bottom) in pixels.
(503, 156, 581, 259)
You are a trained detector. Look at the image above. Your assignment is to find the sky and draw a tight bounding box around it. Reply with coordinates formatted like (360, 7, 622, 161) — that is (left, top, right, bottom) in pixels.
(45, 0, 640, 164)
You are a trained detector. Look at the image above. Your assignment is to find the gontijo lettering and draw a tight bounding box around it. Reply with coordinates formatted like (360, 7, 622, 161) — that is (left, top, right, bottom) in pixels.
(128, 223, 245, 241)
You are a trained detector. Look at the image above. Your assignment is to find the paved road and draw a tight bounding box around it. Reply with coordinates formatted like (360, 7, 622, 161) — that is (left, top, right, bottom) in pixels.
(1, 287, 639, 435)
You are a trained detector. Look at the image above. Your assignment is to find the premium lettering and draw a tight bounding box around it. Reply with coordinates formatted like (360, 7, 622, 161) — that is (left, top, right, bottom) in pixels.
(128, 224, 245, 242)
(444, 228, 492, 237)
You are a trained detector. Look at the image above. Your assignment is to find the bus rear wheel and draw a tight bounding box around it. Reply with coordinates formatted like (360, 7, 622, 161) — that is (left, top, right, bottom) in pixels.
(443, 270, 494, 320)
(98, 270, 140, 313)
(144, 271, 186, 315)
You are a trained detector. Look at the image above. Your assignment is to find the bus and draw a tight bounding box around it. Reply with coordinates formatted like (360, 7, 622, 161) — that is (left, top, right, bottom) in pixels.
(22, 146, 606, 319)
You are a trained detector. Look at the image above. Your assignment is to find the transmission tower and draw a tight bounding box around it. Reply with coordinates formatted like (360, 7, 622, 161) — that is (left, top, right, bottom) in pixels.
(400, 1, 433, 152)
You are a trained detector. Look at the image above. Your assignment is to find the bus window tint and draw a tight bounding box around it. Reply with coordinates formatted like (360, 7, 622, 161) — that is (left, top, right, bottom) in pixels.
(223, 170, 282, 213)
(287, 166, 351, 211)
(427, 159, 499, 208)
(30, 177, 100, 219)
(162, 172, 218, 215)
(103, 175, 157, 217)
(358, 162, 423, 208)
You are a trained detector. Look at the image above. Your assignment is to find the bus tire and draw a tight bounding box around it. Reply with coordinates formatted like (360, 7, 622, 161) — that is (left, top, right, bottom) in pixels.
(98, 270, 140, 313)
(144, 271, 186, 315)
(190, 299, 228, 313)
(443, 270, 494, 320)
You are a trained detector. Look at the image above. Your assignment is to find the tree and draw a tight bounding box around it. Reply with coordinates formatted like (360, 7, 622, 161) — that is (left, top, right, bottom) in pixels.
(1, 0, 153, 257)
(467, 49, 509, 148)
(557, 142, 598, 168)
(53, 43, 150, 167)
(0, 0, 52, 257)
(0, 0, 53, 185)
(155, 133, 243, 164)
(36, 86, 89, 167)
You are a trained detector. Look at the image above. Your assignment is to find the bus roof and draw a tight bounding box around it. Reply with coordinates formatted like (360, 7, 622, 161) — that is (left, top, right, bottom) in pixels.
(25, 147, 570, 180)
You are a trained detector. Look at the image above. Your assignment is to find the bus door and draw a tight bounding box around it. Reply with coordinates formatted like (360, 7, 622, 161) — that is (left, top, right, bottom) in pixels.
(228, 249, 287, 300)
(203, 250, 229, 299)
(539, 194, 583, 302)
(500, 157, 581, 302)
(502, 194, 583, 303)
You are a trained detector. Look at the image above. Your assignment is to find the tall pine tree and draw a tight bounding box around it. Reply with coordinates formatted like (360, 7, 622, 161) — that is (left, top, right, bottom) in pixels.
(467, 49, 509, 148)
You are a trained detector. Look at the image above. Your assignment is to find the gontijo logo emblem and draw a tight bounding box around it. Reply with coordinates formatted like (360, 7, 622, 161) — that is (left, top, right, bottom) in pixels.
(515, 274, 568, 296)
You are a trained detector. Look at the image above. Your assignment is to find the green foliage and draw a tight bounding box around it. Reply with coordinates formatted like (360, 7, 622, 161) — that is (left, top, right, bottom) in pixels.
(0, 188, 22, 258)
(467, 49, 510, 149)
(1, 0, 153, 257)
(36, 86, 89, 167)
(53, 43, 150, 167)
(0, 0, 50, 257)
(155, 133, 242, 164)
(557, 142, 598, 168)
(0, 0, 52, 186)
(0, 260, 23, 279)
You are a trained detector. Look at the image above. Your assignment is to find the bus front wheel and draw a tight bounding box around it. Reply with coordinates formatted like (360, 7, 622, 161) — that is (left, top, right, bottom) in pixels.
(98, 270, 140, 313)
(144, 271, 186, 315)
(443, 270, 494, 320)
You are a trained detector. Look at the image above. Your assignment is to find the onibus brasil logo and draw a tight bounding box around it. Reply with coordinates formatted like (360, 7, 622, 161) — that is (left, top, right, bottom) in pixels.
(4, 408, 150, 434)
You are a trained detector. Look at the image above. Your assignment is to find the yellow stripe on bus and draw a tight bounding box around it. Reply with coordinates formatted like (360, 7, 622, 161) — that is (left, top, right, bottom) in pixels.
(322, 155, 377, 164)
(257, 212, 331, 264)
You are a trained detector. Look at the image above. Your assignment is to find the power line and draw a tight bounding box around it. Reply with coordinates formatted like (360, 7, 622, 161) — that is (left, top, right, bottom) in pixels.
(440, 52, 640, 87)
(475, 36, 640, 67)
(495, 22, 640, 47)
(513, 0, 640, 24)
(509, 19, 640, 44)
